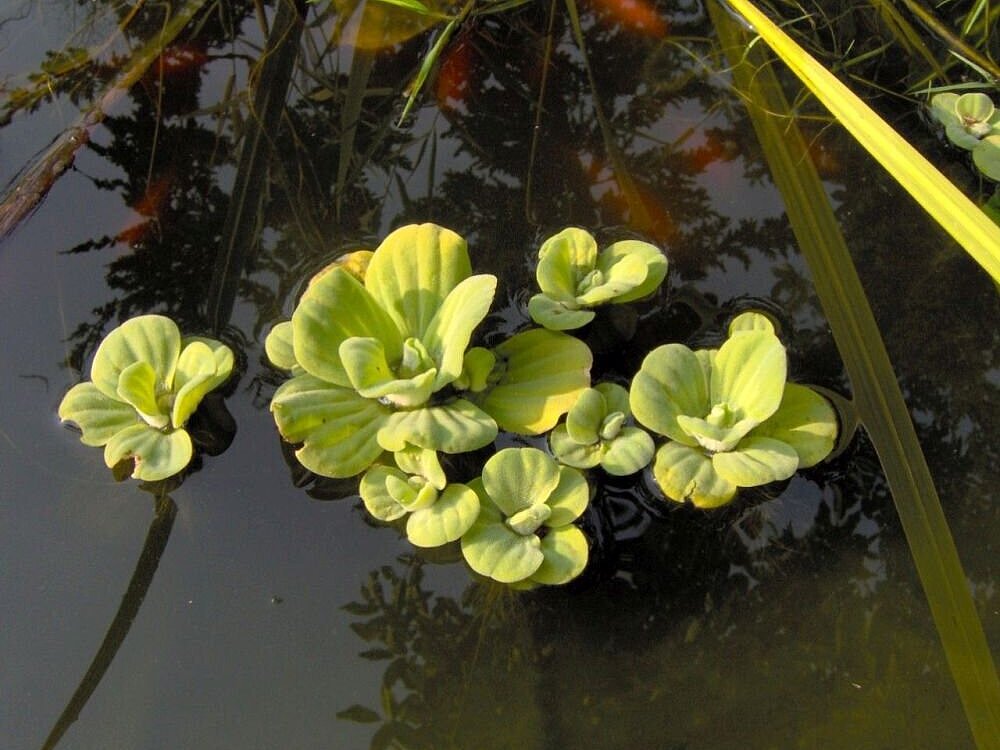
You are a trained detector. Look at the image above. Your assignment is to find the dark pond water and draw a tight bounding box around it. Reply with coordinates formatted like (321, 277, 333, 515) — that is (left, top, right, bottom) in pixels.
(1, 1, 997, 749)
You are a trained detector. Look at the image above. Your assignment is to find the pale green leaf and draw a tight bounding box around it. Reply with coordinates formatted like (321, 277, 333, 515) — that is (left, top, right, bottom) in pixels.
(360, 465, 409, 522)
(505, 503, 552, 535)
(116, 361, 168, 429)
(377, 399, 497, 453)
(91, 315, 180, 401)
(364, 223, 472, 339)
(479, 329, 592, 434)
(293, 268, 403, 387)
(545, 465, 590, 526)
(393, 445, 446, 490)
(535, 227, 598, 300)
(481, 447, 560, 517)
(945, 122, 984, 150)
(58, 382, 138, 446)
(456, 347, 496, 392)
(601, 426, 655, 476)
(461, 498, 544, 583)
(103, 424, 193, 482)
(406, 483, 480, 547)
(594, 382, 630, 417)
(527, 294, 595, 331)
(549, 424, 602, 469)
(711, 329, 786, 422)
(565, 388, 605, 445)
(955, 92, 995, 123)
(629, 343, 709, 444)
(172, 339, 232, 427)
(651, 441, 737, 508)
(530, 525, 589, 585)
(421, 274, 497, 389)
(728, 311, 775, 336)
(972, 136, 1000, 180)
(264, 321, 299, 372)
(930, 92, 960, 127)
(751, 383, 838, 468)
(271, 374, 390, 478)
(600, 239, 668, 303)
(675, 412, 759, 453)
(712, 436, 799, 487)
(574, 252, 646, 305)
(339, 337, 437, 407)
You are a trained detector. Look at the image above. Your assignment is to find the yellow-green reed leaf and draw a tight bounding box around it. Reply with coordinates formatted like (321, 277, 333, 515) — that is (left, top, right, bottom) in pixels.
(396, 15, 460, 125)
(712, 6, 1000, 745)
(722, 0, 1000, 283)
(369, 0, 434, 15)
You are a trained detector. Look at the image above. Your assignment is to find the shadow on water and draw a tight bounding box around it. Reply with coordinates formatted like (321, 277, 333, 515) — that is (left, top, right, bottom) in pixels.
(0, 0, 996, 748)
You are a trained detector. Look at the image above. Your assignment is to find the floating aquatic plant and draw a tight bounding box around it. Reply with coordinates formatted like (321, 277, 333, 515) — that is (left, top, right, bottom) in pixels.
(527, 227, 667, 330)
(360, 446, 480, 548)
(58, 314, 234, 481)
(549, 382, 654, 475)
(473, 328, 593, 435)
(461, 447, 590, 586)
(930, 92, 1000, 181)
(629, 312, 838, 508)
(266, 223, 500, 478)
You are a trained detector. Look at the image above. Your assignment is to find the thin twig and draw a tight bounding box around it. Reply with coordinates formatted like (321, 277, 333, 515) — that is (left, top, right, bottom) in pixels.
(0, 0, 208, 241)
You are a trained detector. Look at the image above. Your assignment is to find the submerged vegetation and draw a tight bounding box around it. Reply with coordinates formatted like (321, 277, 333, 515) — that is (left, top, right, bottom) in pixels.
(2, 0, 998, 746)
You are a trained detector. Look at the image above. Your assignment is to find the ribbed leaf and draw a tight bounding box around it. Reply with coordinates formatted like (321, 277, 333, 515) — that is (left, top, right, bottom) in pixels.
(712, 6, 1000, 743)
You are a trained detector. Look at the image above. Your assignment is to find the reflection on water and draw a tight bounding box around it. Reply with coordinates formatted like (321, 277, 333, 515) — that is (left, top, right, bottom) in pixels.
(0, 0, 996, 748)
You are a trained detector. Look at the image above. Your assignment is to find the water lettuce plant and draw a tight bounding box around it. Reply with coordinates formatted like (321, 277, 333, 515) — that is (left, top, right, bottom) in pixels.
(58, 314, 234, 481)
(630, 312, 837, 508)
(461, 447, 590, 586)
(266, 223, 500, 477)
(930, 92, 1000, 181)
(549, 382, 654, 475)
(528, 227, 667, 330)
(359, 447, 480, 548)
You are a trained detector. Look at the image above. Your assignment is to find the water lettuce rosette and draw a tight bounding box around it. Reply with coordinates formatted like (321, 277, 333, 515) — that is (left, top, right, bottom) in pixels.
(360, 446, 480, 548)
(461, 447, 590, 586)
(629, 313, 838, 507)
(266, 223, 500, 478)
(528, 227, 667, 331)
(58, 314, 234, 481)
(930, 92, 1000, 180)
(549, 382, 654, 475)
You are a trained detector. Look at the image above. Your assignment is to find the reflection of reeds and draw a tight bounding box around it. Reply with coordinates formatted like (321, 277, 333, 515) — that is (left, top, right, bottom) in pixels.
(710, 4, 1000, 745)
(40, 494, 177, 750)
(0, 0, 208, 241)
(206, 0, 308, 333)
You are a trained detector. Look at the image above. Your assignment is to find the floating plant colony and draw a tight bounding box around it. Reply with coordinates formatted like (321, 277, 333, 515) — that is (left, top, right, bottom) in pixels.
(59, 223, 839, 587)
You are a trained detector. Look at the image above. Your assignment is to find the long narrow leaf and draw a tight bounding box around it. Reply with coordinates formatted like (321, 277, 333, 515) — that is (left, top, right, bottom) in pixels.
(721, 0, 1000, 283)
(710, 5, 1000, 747)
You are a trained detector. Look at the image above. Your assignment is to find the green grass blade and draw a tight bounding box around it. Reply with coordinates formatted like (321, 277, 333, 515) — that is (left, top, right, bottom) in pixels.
(710, 6, 1000, 747)
(397, 16, 459, 125)
(721, 0, 1000, 284)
